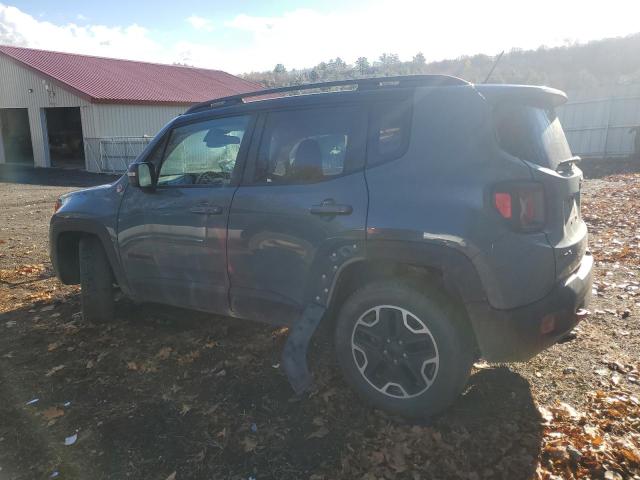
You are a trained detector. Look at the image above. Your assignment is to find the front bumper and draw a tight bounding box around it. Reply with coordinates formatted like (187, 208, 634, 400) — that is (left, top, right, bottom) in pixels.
(467, 252, 593, 362)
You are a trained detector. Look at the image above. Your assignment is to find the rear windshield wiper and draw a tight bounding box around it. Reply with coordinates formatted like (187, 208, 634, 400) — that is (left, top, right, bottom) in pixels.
(556, 156, 581, 173)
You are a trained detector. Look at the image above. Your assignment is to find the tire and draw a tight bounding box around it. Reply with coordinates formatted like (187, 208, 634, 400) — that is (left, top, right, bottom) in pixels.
(78, 236, 115, 323)
(334, 280, 474, 418)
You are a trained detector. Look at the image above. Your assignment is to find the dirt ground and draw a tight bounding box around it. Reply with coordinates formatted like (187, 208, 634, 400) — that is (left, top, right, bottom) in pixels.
(0, 164, 638, 480)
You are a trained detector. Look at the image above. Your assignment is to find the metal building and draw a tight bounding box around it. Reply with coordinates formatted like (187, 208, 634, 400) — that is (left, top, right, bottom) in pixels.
(558, 84, 640, 159)
(0, 45, 260, 172)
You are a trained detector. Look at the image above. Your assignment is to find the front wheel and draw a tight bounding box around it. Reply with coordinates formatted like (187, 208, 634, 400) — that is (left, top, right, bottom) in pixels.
(78, 236, 115, 323)
(334, 280, 474, 418)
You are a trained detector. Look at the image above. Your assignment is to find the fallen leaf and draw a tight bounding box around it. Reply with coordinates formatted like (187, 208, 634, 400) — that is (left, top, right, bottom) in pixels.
(242, 436, 257, 452)
(307, 426, 329, 439)
(177, 350, 201, 365)
(390, 444, 408, 473)
(473, 360, 491, 369)
(42, 407, 64, 421)
(538, 406, 554, 423)
(620, 447, 640, 464)
(45, 365, 64, 377)
(156, 347, 172, 360)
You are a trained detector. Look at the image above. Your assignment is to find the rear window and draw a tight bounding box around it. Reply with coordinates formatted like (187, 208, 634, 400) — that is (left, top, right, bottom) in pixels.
(493, 104, 572, 169)
(368, 100, 412, 166)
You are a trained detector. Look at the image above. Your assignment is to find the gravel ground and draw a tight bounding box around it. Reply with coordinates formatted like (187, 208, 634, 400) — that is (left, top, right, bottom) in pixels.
(0, 165, 638, 480)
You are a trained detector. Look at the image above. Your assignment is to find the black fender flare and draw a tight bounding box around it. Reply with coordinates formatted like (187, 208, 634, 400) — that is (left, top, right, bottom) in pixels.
(49, 216, 131, 296)
(322, 239, 487, 308)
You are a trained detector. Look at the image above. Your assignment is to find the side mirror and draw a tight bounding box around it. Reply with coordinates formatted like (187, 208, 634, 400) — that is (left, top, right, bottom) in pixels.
(127, 162, 155, 189)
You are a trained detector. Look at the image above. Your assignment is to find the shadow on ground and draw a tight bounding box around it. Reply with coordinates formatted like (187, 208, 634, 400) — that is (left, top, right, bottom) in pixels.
(0, 294, 543, 480)
(0, 164, 119, 187)
(580, 157, 640, 179)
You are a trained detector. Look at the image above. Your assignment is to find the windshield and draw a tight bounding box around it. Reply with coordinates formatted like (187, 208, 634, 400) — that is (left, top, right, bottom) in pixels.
(493, 104, 573, 169)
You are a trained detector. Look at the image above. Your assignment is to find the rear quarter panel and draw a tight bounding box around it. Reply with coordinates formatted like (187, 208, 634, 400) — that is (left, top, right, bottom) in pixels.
(365, 85, 556, 309)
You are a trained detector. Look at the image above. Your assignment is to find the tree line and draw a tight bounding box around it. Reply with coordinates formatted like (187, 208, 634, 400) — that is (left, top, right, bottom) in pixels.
(242, 33, 640, 91)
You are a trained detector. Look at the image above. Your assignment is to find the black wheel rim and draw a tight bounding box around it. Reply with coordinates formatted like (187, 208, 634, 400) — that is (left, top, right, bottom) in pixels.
(350, 305, 439, 399)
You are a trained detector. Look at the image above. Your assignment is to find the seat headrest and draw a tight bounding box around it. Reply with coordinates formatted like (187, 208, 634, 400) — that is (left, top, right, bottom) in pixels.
(292, 139, 323, 181)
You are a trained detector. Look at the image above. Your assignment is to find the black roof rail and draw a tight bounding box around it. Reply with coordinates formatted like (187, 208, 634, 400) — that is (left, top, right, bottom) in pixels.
(184, 74, 468, 114)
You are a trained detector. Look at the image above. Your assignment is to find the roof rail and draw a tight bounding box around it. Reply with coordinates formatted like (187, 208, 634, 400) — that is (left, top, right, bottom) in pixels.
(184, 74, 468, 114)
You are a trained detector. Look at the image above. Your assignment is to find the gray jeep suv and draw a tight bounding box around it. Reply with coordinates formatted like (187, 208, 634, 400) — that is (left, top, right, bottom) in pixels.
(50, 75, 592, 418)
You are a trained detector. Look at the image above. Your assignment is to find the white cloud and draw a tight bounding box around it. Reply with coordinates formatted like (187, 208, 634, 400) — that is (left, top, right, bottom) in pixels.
(1, 1, 639, 74)
(186, 15, 213, 32)
(0, 3, 166, 62)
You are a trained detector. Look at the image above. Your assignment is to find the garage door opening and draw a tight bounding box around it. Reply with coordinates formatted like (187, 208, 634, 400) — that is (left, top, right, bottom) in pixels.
(45, 107, 85, 169)
(0, 108, 34, 165)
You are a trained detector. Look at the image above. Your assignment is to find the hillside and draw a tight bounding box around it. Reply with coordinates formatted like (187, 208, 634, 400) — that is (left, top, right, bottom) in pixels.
(242, 33, 640, 91)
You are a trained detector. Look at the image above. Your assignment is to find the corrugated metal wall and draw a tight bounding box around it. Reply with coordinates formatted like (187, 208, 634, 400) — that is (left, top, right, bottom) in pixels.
(92, 104, 185, 137)
(85, 105, 186, 171)
(558, 84, 640, 158)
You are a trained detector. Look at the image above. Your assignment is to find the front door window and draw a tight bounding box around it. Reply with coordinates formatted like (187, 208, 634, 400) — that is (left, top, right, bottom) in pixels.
(157, 116, 250, 187)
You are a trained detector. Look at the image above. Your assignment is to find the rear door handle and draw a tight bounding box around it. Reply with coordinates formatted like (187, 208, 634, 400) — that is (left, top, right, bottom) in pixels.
(189, 205, 223, 215)
(310, 200, 353, 215)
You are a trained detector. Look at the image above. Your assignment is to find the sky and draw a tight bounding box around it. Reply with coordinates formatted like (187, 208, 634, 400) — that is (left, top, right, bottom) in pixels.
(1, 1, 639, 74)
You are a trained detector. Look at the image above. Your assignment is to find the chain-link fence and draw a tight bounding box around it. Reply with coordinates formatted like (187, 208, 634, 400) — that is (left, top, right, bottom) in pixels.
(84, 137, 153, 173)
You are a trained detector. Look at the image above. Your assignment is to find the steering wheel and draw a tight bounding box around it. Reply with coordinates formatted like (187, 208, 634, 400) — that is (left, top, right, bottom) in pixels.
(195, 171, 227, 185)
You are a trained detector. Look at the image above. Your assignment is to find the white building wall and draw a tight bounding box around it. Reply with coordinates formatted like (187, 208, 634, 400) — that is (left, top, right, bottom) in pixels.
(92, 104, 185, 137)
(85, 104, 186, 172)
(0, 54, 189, 172)
(0, 54, 92, 168)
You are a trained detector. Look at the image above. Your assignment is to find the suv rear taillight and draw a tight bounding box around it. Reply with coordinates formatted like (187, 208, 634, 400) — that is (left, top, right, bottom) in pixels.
(493, 182, 545, 232)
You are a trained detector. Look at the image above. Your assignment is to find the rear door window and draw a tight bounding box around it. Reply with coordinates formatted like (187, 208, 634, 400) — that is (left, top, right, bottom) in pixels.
(368, 100, 412, 166)
(493, 104, 572, 169)
(252, 106, 366, 185)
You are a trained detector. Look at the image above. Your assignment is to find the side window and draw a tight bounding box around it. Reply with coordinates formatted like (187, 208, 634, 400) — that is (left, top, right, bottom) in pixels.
(253, 106, 365, 185)
(369, 100, 412, 166)
(157, 115, 250, 187)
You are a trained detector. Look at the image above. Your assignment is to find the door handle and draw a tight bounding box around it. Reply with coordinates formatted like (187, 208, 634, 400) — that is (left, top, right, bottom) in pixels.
(189, 205, 223, 215)
(310, 200, 353, 215)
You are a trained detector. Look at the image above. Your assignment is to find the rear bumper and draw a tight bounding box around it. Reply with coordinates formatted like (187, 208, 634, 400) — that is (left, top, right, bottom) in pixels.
(467, 252, 593, 362)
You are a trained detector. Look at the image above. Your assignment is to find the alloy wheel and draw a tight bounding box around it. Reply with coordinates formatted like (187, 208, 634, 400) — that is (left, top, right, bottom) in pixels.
(350, 305, 439, 399)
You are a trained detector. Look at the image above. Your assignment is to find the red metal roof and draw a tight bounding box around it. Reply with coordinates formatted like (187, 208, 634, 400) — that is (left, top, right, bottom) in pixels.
(0, 45, 262, 105)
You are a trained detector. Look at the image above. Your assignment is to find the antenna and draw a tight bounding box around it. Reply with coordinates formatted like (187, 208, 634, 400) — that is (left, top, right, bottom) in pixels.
(483, 51, 504, 83)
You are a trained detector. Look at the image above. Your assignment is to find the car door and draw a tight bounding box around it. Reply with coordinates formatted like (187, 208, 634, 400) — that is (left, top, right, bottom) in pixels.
(227, 104, 368, 324)
(118, 114, 253, 312)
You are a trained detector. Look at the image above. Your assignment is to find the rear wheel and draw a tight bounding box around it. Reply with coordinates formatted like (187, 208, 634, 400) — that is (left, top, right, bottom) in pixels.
(78, 236, 115, 323)
(334, 280, 474, 418)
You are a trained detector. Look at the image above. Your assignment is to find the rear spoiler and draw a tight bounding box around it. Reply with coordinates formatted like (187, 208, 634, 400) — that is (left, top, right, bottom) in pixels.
(474, 84, 568, 108)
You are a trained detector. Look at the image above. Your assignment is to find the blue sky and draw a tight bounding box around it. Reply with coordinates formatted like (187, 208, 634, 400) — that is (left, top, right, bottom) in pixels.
(2, 1, 639, 74)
